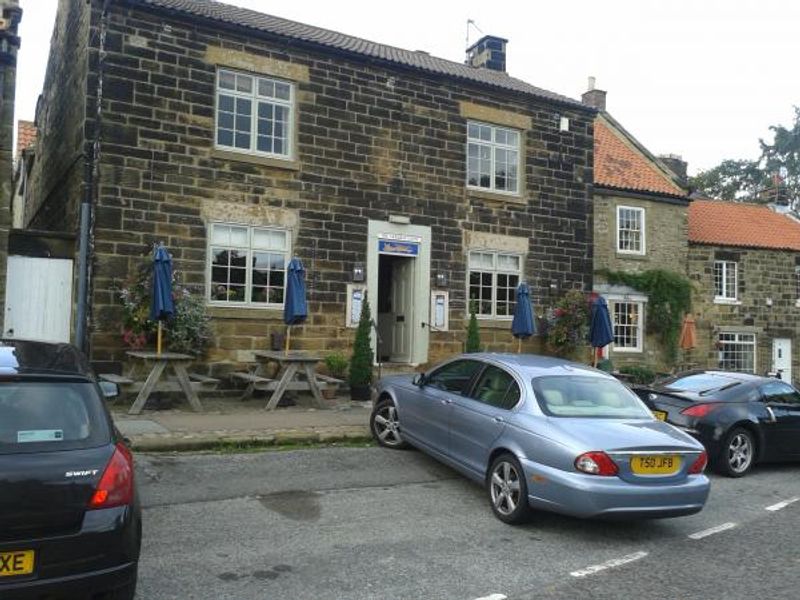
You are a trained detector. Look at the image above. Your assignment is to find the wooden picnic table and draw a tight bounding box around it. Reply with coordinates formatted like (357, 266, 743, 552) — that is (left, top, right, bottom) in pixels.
(118, 351, 207, 415)
(237, 350, 328, 410)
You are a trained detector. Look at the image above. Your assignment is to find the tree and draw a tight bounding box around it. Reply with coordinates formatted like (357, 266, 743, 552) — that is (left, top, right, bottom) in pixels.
(689, 159, 766, 201)
(348, 294, 373, 395)
(760, 106, 800, 208)
(465, 303, 481, 353)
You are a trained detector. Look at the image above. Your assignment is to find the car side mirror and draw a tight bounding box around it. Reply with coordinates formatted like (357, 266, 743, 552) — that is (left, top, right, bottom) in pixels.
(412, 373, 426, 387)
(99, 381, 120, 399)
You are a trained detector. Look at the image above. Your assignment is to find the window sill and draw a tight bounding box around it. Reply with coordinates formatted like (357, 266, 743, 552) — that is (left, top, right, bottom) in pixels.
(211, 148, 300, 170)
(467, 188, 526, 205)
(207, 305, 284, 320)
(473, 317, 514, 329)
(615, 251, 647, 259)
(612, 347, 643, 354)
(713, 298, 741, 306)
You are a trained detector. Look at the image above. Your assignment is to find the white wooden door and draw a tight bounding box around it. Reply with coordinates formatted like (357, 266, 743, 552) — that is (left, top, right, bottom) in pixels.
(390, 259, 414, 362)
(773, 338, 792, 384)
(4, 256, 74, 343)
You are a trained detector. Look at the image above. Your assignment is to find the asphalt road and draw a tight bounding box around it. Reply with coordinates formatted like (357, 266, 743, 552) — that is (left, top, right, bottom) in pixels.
(134, 446, 800, 600)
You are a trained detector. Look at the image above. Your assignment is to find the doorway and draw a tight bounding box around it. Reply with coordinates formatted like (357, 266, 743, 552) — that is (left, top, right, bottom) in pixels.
(773, 338, 792, 384)
(377, 254, 415, 363)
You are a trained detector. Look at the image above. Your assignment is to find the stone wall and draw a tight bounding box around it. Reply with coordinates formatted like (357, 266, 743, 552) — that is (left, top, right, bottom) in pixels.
(31, 2, 595, 373)
(688, 243, 800, 383)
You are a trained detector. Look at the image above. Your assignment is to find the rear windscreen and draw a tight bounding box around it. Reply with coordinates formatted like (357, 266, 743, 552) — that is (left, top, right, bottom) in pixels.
(663, 373, 739, 393)
(0, 382, 110, 454)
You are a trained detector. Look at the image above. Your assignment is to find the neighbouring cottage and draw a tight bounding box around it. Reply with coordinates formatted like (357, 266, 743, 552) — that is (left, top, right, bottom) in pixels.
(688, 199, 800, 385)
(582, 80, 690, 371)
(20, 0, 595, 375)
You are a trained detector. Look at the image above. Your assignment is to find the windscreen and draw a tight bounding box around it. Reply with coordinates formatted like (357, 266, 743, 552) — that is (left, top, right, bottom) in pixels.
(0, 381, 110, 454)
(532, 375, 653, 419)
(661, 373, 740, 393)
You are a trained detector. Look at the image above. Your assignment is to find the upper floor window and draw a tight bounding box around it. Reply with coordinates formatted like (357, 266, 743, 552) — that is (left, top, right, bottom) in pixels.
(208, 223, 289, 308)
(616, 206, 645, 254)
(468, 251, 521, 319)
(714, 260, 738, 302)
(466, 121, 520, 194)
(215, 69, 293, 159)
(611, 300, 643, 352)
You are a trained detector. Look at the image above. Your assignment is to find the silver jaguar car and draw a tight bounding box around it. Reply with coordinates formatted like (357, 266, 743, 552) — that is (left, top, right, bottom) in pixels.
(370, 354, 710, 524)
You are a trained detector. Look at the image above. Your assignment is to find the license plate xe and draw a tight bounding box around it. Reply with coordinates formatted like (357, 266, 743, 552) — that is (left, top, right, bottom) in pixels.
(0, 550, 34, 577)
(631, 455, 681, 475)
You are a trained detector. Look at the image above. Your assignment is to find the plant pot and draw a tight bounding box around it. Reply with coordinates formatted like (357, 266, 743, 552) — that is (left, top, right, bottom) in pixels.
(322, 386, 338, 400)
(350, 384, 371, 402)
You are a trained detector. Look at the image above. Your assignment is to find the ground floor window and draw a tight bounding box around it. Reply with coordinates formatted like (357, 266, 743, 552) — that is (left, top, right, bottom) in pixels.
(610, 300, 643, 352)
(207, 223, 289, 307)
(718, 332, 756, 373)
(467, 251, 521, 319)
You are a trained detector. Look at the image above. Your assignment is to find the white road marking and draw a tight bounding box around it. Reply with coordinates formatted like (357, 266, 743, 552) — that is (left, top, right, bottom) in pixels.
(688, 522, 737, 539)
(766, 497, 800, 512)
(569, 551, 649, 578)
(472, 595, 507, 600)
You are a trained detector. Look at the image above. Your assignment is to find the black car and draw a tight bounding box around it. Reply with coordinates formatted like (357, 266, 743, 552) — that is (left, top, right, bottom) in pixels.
(0, 340, 141, 599)
(634, 370, 800, 477)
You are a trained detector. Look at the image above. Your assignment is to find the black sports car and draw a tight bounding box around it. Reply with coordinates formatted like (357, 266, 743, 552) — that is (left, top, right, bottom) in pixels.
(0, 340, 141, 599)
(633, 370, 800, 477)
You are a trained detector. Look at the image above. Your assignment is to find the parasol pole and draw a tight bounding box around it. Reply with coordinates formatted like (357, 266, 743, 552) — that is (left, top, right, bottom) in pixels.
(517, 337, 522, 354)
(285, 325, 291, 355)
(157, 321, 163, 356)
(593, 346, 598, 368)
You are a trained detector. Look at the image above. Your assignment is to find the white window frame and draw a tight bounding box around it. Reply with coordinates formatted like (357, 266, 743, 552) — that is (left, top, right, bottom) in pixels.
(206, 222, 291, 309)
(717, 331, 756, 373)
(714, 260, 738, 303)
(467, 251, 523, 320)
(466, 120, 521, 196)
(616, 205, 645, 255)
(607, 295, 646, 353)
(794, 266, 800, 308)
(214, 68, 294, 160)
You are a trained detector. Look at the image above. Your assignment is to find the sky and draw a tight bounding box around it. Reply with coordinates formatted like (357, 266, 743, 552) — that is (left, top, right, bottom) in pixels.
(14, 0, 800, 175)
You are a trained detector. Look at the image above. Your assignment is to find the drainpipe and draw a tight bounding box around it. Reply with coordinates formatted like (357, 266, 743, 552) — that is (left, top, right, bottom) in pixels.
(75, 0, 109, 352)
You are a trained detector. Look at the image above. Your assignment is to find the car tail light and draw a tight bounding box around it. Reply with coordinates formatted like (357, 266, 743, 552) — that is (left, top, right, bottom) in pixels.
(681, 403, 722, 418)
(688, 451, 708, 474)
(88, 443, 134, 509)
(575, 451, 619, 476)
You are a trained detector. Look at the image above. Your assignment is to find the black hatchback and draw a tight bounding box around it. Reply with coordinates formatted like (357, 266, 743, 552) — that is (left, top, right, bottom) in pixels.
(0, 340, 141, 599)
(634, 370, 800, 477)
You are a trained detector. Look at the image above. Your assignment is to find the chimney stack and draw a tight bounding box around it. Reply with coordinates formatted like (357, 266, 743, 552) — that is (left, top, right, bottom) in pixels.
(659, 154, 688, 183)
(466, 35, 508, 72)
(581, 76, 607, 111)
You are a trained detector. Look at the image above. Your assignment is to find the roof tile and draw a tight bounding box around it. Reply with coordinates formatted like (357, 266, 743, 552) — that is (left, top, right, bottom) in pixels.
(594, 119, 684, 196)
(16, 120, 36, 157)
(137, 0, 587, 108)
(688, 200, 800, 251)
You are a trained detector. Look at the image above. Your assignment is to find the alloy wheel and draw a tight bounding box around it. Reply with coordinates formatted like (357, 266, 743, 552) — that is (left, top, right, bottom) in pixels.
(490, 460, 522, 516)
(728, 432, 753, 474)
(372, 404, 403, 447)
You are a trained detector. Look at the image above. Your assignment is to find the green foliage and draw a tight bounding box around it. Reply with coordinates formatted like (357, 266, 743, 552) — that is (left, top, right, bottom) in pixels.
(545, 290, 590, 357)
(465, 303, 481, 353)
(690, 106, 800, 206)
(113, 260, 212, 355)
(619, 365, 657, 385)
(349, 295, 373, 387)
(598, 269, 691, 363)
(324, 352, 349, 379)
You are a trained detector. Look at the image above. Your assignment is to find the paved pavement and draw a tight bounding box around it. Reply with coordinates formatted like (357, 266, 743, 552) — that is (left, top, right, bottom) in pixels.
(111, 396, 372, 451)
(134, 446, 800, 600)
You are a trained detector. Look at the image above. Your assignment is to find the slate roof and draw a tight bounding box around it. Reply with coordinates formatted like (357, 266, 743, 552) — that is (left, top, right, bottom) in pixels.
(594, 117, 685, 197)
(688, 199, 800, 252)
(133, 0, 588, 109)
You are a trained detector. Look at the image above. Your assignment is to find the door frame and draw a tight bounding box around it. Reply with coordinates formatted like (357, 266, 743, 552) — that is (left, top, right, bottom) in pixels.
(367, 220, 431, 366)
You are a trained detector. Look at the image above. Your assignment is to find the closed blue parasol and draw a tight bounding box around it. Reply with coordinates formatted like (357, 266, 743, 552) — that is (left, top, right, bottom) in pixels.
(150, 244, 174, 355)
(283, 257, 308, 353)
(511, 282, 535, 353)
(589, 296, 614, 366)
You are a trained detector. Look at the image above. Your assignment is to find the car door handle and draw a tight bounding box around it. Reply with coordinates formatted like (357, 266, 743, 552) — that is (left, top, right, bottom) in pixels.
(765, 405, 777, 423)
(493, 416, 504, 423)
(440, 398, 453, 405)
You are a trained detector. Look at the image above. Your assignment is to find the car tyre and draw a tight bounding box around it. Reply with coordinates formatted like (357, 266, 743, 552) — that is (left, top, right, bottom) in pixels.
(716, 427, 756, 477)
(370, 398, 408, 449)
(487, 453, 531, 525)
(113, 578, 137, 600)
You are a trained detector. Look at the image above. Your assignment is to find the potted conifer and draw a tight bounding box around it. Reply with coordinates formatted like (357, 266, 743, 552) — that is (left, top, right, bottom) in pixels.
(465, 302, 481, 353)
(349, 295, 373, 401)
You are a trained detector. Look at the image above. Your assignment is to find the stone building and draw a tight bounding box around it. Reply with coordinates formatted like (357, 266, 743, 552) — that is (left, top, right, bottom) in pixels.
(583, 81, 689, 370)
(0, 0, 22, 325)
(23, 0, 595, 374)
(688, 199, 800, 385)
